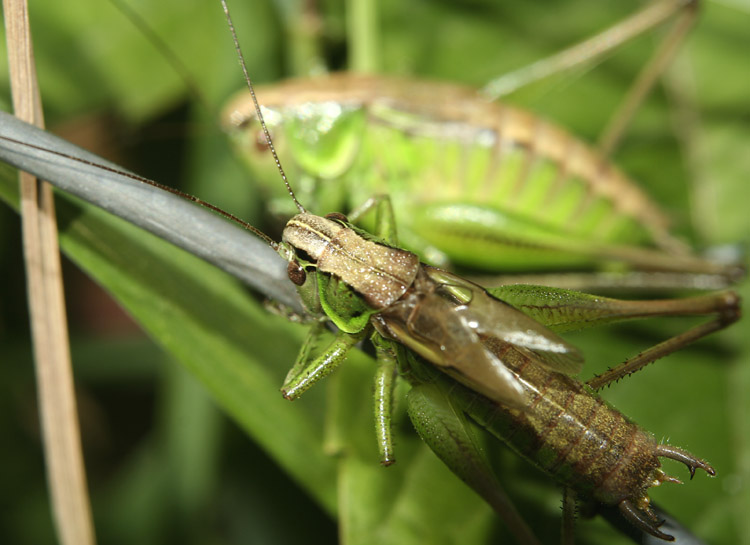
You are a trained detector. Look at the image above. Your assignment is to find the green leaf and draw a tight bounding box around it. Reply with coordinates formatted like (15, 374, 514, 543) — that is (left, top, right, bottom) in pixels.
(1, 0, 748, 543)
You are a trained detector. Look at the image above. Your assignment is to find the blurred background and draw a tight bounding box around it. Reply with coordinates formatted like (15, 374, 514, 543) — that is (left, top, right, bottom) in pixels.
(0, 0, 748, 543)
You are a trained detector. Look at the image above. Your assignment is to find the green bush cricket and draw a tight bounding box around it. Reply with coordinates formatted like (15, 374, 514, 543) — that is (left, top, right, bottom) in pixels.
(213, 1, 741, 541)
(2, 104, 738, 541)
(213, 3, 747, 537)
(1, 0, 748, 540)
(222, 0, 741, 291)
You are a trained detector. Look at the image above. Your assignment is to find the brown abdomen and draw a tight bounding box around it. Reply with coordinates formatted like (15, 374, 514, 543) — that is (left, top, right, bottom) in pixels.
(470, 337, 661, 505)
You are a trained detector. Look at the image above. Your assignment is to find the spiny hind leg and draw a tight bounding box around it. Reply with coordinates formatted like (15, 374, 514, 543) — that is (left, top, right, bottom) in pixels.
(586, 291, 740, 390)
(492, 284, 740, 396)
(475, 269, 738, 293)
(486, 284, 739, 335)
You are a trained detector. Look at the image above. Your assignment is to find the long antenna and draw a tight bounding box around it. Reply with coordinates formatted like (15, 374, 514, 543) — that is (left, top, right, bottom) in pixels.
(220, 0, 306, 214)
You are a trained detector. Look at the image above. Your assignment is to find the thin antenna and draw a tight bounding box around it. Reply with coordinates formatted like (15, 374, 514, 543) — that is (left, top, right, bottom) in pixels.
(0, 135, 279, 248)
(219, 0, 306, 214)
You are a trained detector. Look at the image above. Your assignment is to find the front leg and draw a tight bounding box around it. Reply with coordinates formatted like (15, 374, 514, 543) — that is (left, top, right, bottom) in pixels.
(282, 321, 368, 400)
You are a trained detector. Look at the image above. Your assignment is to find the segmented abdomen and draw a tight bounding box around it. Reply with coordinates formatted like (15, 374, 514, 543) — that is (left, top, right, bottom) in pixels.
(469, 336, 661, 505)
(327, 76, 675, 255)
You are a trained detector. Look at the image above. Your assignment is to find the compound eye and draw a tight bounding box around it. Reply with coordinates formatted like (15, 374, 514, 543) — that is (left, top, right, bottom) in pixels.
(287, 260, 307, 286)
(325, 212, 349, 223)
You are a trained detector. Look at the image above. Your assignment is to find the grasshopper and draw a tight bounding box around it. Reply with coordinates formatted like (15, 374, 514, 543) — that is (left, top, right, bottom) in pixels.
(221, 0, 742, 291)
(0, 1, 746, 543)
(214, 1, 740, 541)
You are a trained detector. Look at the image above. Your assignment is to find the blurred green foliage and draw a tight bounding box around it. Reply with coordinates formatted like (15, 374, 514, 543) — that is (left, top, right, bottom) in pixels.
(0, 0, 748, 544)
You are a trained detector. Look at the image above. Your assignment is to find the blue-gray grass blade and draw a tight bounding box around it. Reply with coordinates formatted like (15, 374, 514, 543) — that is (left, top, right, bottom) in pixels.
(598, 501, 709, 545)
(0, 111, 301, 312)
